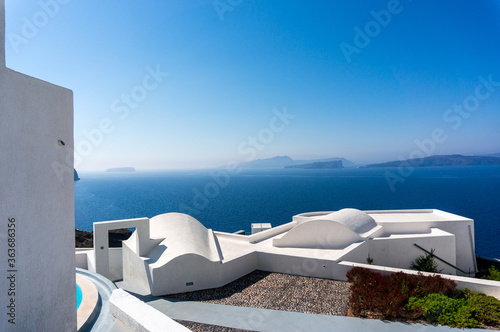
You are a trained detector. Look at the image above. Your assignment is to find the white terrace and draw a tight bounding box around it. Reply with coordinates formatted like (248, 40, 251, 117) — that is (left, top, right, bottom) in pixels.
(77, 208, 480, 297)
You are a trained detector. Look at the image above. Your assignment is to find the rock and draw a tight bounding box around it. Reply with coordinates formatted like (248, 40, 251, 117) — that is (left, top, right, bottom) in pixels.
(285, 160, 344, 169)
(364, 154, 500, 168)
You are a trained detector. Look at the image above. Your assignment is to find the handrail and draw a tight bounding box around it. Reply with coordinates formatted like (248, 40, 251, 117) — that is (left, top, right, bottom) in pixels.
(413, 243, 467, 274)
(468, 225, 478, 273)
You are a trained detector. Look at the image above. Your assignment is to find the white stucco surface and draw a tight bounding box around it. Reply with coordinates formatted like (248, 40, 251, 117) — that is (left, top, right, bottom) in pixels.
(366, 209, 476, 273)
(93, 217, 160, 280)
(0, 1, 76, 329)
(326, 208, 378, 234)
(273, 219, 364, 249)
(0, 0, 4, 66)
(109, 289, 190, 332)
(147, 213, 220, 265)
(368, 228, 457, 274)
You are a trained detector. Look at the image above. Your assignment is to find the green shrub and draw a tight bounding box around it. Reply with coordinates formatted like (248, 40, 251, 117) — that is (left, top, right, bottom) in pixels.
(466, 290, 500, 326)
(410, 249, 440, 273)
(407, 294, 451, 322)
(406, 294, 478, 328)
(482, 265, 500, 281)
(406, 290, 500, 328)
(447, 305, 478, 328)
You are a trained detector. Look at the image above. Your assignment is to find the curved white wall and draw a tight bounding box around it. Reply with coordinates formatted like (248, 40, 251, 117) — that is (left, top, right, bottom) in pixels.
(148, 213, 219, 263)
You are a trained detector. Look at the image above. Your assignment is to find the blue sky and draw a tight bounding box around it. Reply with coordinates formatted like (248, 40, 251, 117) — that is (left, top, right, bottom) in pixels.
(5, 0, 500, 170)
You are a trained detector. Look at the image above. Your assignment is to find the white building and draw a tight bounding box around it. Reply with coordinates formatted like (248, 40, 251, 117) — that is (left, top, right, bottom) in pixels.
(85, 208, 477, 297)
(0, 0, 76, 330)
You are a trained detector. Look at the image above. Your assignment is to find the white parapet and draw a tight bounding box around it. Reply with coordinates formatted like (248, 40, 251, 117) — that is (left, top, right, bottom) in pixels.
(109, 289, 191, 332)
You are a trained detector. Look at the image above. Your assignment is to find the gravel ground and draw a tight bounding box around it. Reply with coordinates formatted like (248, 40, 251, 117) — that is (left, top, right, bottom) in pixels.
(170, 271, 500, 331)
(174, 320, 251, 332)
(168, 270, 351, 316)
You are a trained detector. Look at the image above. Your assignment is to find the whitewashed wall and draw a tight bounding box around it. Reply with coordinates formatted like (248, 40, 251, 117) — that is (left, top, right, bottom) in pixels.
(0, 1, 76, 329)
(0, 0, 4, 66)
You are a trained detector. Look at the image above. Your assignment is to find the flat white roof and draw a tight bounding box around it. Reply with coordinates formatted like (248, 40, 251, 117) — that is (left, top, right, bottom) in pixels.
(365, 209, 472, 223)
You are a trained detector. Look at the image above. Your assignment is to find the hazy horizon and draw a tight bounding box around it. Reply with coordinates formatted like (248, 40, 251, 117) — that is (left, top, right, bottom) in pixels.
(5, 1, 500, 171)
(73, 153, 500, 173)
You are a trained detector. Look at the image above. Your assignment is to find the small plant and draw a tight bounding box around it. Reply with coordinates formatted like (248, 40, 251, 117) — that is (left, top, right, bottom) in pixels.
(482, 265, 500, 281)
(410, 249, 440, 273)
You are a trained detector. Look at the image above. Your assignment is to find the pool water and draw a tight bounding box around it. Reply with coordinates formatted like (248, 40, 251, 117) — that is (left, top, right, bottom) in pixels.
(76, 284, 82, 309)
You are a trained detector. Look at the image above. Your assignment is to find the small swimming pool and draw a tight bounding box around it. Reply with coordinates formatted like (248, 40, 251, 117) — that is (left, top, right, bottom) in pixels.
(76, 284, 83, 310)
(76, 270, 104, 331)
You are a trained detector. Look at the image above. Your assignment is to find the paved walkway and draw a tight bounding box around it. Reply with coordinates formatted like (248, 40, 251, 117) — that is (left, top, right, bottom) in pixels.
(129, 295, 484, 332)
(117, 280, 484, 332)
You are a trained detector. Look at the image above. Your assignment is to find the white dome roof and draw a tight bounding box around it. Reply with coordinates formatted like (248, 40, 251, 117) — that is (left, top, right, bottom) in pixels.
(324, 208, 377, 235)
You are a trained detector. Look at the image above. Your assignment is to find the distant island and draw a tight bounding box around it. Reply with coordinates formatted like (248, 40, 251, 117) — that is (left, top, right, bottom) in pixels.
(364, 154, 500, 168)
(239, 156, 354, 169)
(285, 160, 344, 169)
(105, 167, 136, 172)
(74, 169, 80, 181)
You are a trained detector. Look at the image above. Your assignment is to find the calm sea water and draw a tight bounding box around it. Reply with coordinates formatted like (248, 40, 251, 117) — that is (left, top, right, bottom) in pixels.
(75, 166, 500, 258)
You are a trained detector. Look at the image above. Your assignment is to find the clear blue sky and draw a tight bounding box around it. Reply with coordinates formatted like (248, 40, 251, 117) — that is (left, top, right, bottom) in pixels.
(5, 0, 500, 170)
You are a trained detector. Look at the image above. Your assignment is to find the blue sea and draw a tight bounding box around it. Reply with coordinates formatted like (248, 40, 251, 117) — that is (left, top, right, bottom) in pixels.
(75, 166, 500, 258)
